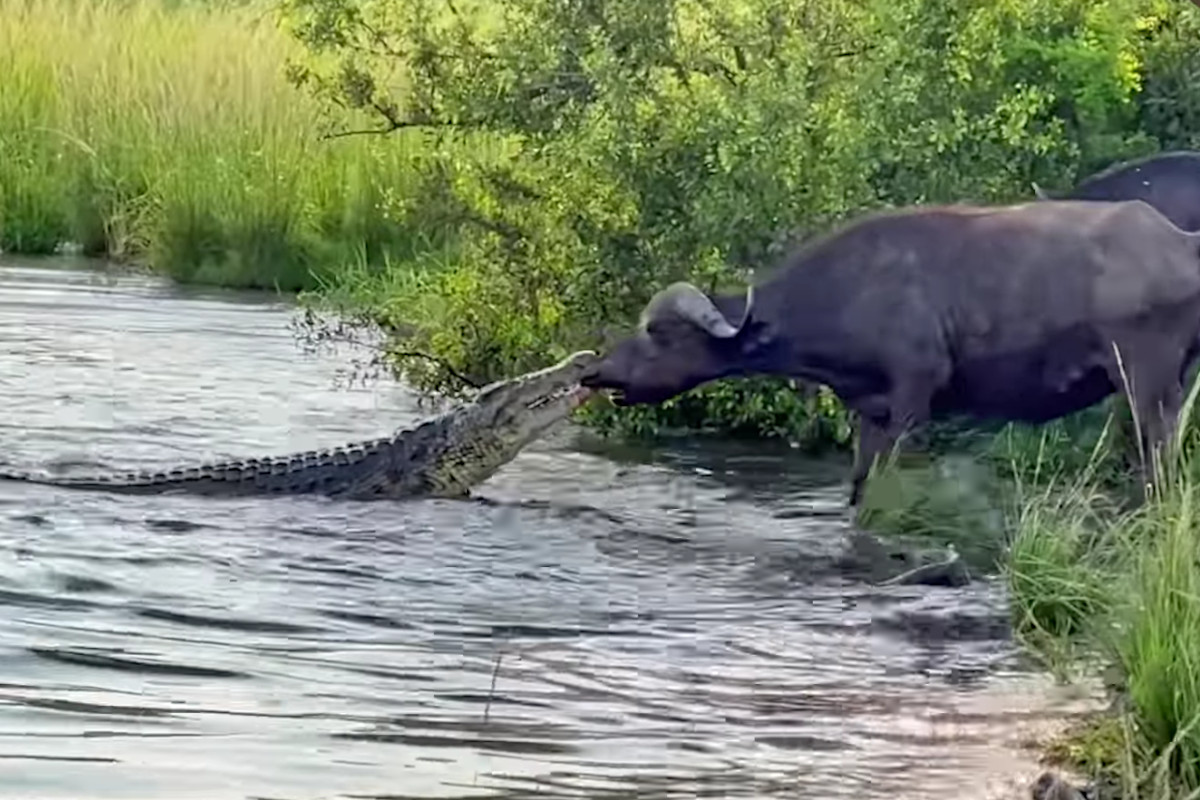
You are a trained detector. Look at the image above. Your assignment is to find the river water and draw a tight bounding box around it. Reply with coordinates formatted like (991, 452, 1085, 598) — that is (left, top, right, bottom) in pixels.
(0, 259, 1102, 799)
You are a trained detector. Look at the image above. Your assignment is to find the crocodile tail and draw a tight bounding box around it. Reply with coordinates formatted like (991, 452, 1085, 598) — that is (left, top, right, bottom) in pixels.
(0, 436, 398, 497)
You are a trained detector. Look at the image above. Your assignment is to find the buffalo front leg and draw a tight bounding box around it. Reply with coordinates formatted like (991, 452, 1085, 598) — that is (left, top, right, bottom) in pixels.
(847, 369, 943, 508)
(849, 414, 895, 507)
(848, 401, 930, 508)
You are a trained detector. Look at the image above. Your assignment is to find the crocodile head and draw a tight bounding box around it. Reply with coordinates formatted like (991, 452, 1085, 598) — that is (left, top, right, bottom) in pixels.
(420, 349, 601, 496)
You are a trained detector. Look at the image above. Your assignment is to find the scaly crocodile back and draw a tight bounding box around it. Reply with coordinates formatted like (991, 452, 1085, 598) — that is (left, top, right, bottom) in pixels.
(0, 408, 461, 499)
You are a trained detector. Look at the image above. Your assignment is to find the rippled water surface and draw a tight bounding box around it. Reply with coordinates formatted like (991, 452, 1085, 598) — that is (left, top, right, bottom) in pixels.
(0, 259, 1101, 799)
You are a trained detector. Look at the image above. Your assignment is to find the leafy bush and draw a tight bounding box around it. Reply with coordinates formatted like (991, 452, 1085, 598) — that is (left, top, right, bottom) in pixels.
(284, 0, 1188, 443)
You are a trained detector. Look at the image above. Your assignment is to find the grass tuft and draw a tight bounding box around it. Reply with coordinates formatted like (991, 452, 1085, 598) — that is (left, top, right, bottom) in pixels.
(1005, 375, 1200, 796)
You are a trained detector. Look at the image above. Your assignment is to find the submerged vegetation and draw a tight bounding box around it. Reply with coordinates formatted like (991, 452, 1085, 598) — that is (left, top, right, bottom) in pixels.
(8, 0, 1200, 791)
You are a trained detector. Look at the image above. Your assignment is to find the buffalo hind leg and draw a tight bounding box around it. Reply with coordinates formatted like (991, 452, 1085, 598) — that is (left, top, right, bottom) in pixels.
(1106, 337, 1187, 498)
(1133, 380, 1184, 496)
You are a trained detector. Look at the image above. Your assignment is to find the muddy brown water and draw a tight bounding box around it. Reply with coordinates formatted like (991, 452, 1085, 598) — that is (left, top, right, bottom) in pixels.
(0, 258, 1103, 799)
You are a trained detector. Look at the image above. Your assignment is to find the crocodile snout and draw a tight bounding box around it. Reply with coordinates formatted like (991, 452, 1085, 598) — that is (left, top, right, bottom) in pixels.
(579, 362, 602, 388)
(565, 349, 600, 368)
(564, 349, 601, 382)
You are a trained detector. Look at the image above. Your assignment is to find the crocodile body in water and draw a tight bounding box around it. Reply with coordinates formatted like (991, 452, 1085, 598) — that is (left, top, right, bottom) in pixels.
(0, 350, 600, 500)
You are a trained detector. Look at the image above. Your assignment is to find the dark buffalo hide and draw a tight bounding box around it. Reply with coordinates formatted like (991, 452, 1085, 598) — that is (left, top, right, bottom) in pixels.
(581, 199, 1200, 505)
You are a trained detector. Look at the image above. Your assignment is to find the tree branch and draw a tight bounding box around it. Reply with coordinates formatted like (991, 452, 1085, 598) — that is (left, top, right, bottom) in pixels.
(320, 119, 462, 139)
(292, 312, 484, 389)
(319, 100, 475, 140)
(387, 351, 484, 389)
(833, 44, 878, 58)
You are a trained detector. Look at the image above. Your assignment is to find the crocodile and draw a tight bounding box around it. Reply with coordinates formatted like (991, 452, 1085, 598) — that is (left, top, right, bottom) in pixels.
(0, 350, 601, 500)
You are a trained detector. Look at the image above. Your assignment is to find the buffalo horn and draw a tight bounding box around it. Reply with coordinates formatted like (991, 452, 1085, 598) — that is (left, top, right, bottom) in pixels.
(654, 281, 753, 339)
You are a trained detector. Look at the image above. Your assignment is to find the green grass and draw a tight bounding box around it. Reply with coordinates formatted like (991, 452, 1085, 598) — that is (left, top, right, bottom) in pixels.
(0, 0, 498, 291)
(1001, 379, 1200, 798)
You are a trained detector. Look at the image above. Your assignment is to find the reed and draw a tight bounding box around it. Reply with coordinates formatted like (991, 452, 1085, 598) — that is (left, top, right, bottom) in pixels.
(0, 0, 451, 291)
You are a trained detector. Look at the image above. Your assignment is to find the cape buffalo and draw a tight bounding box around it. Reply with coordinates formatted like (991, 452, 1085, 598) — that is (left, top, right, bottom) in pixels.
(579, 199, 1200, 506)
(1033, 150, 1200, 232)
(1035, 151, 1200, 400)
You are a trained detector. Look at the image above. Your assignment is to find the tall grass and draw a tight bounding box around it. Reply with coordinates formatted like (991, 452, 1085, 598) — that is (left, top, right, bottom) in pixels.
(1007, 380, 1200, 797)
(0, 0, 483, 291)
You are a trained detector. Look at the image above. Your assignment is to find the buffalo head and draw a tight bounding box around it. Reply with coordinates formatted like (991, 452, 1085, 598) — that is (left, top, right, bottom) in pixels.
(580, 281, 755, 405)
